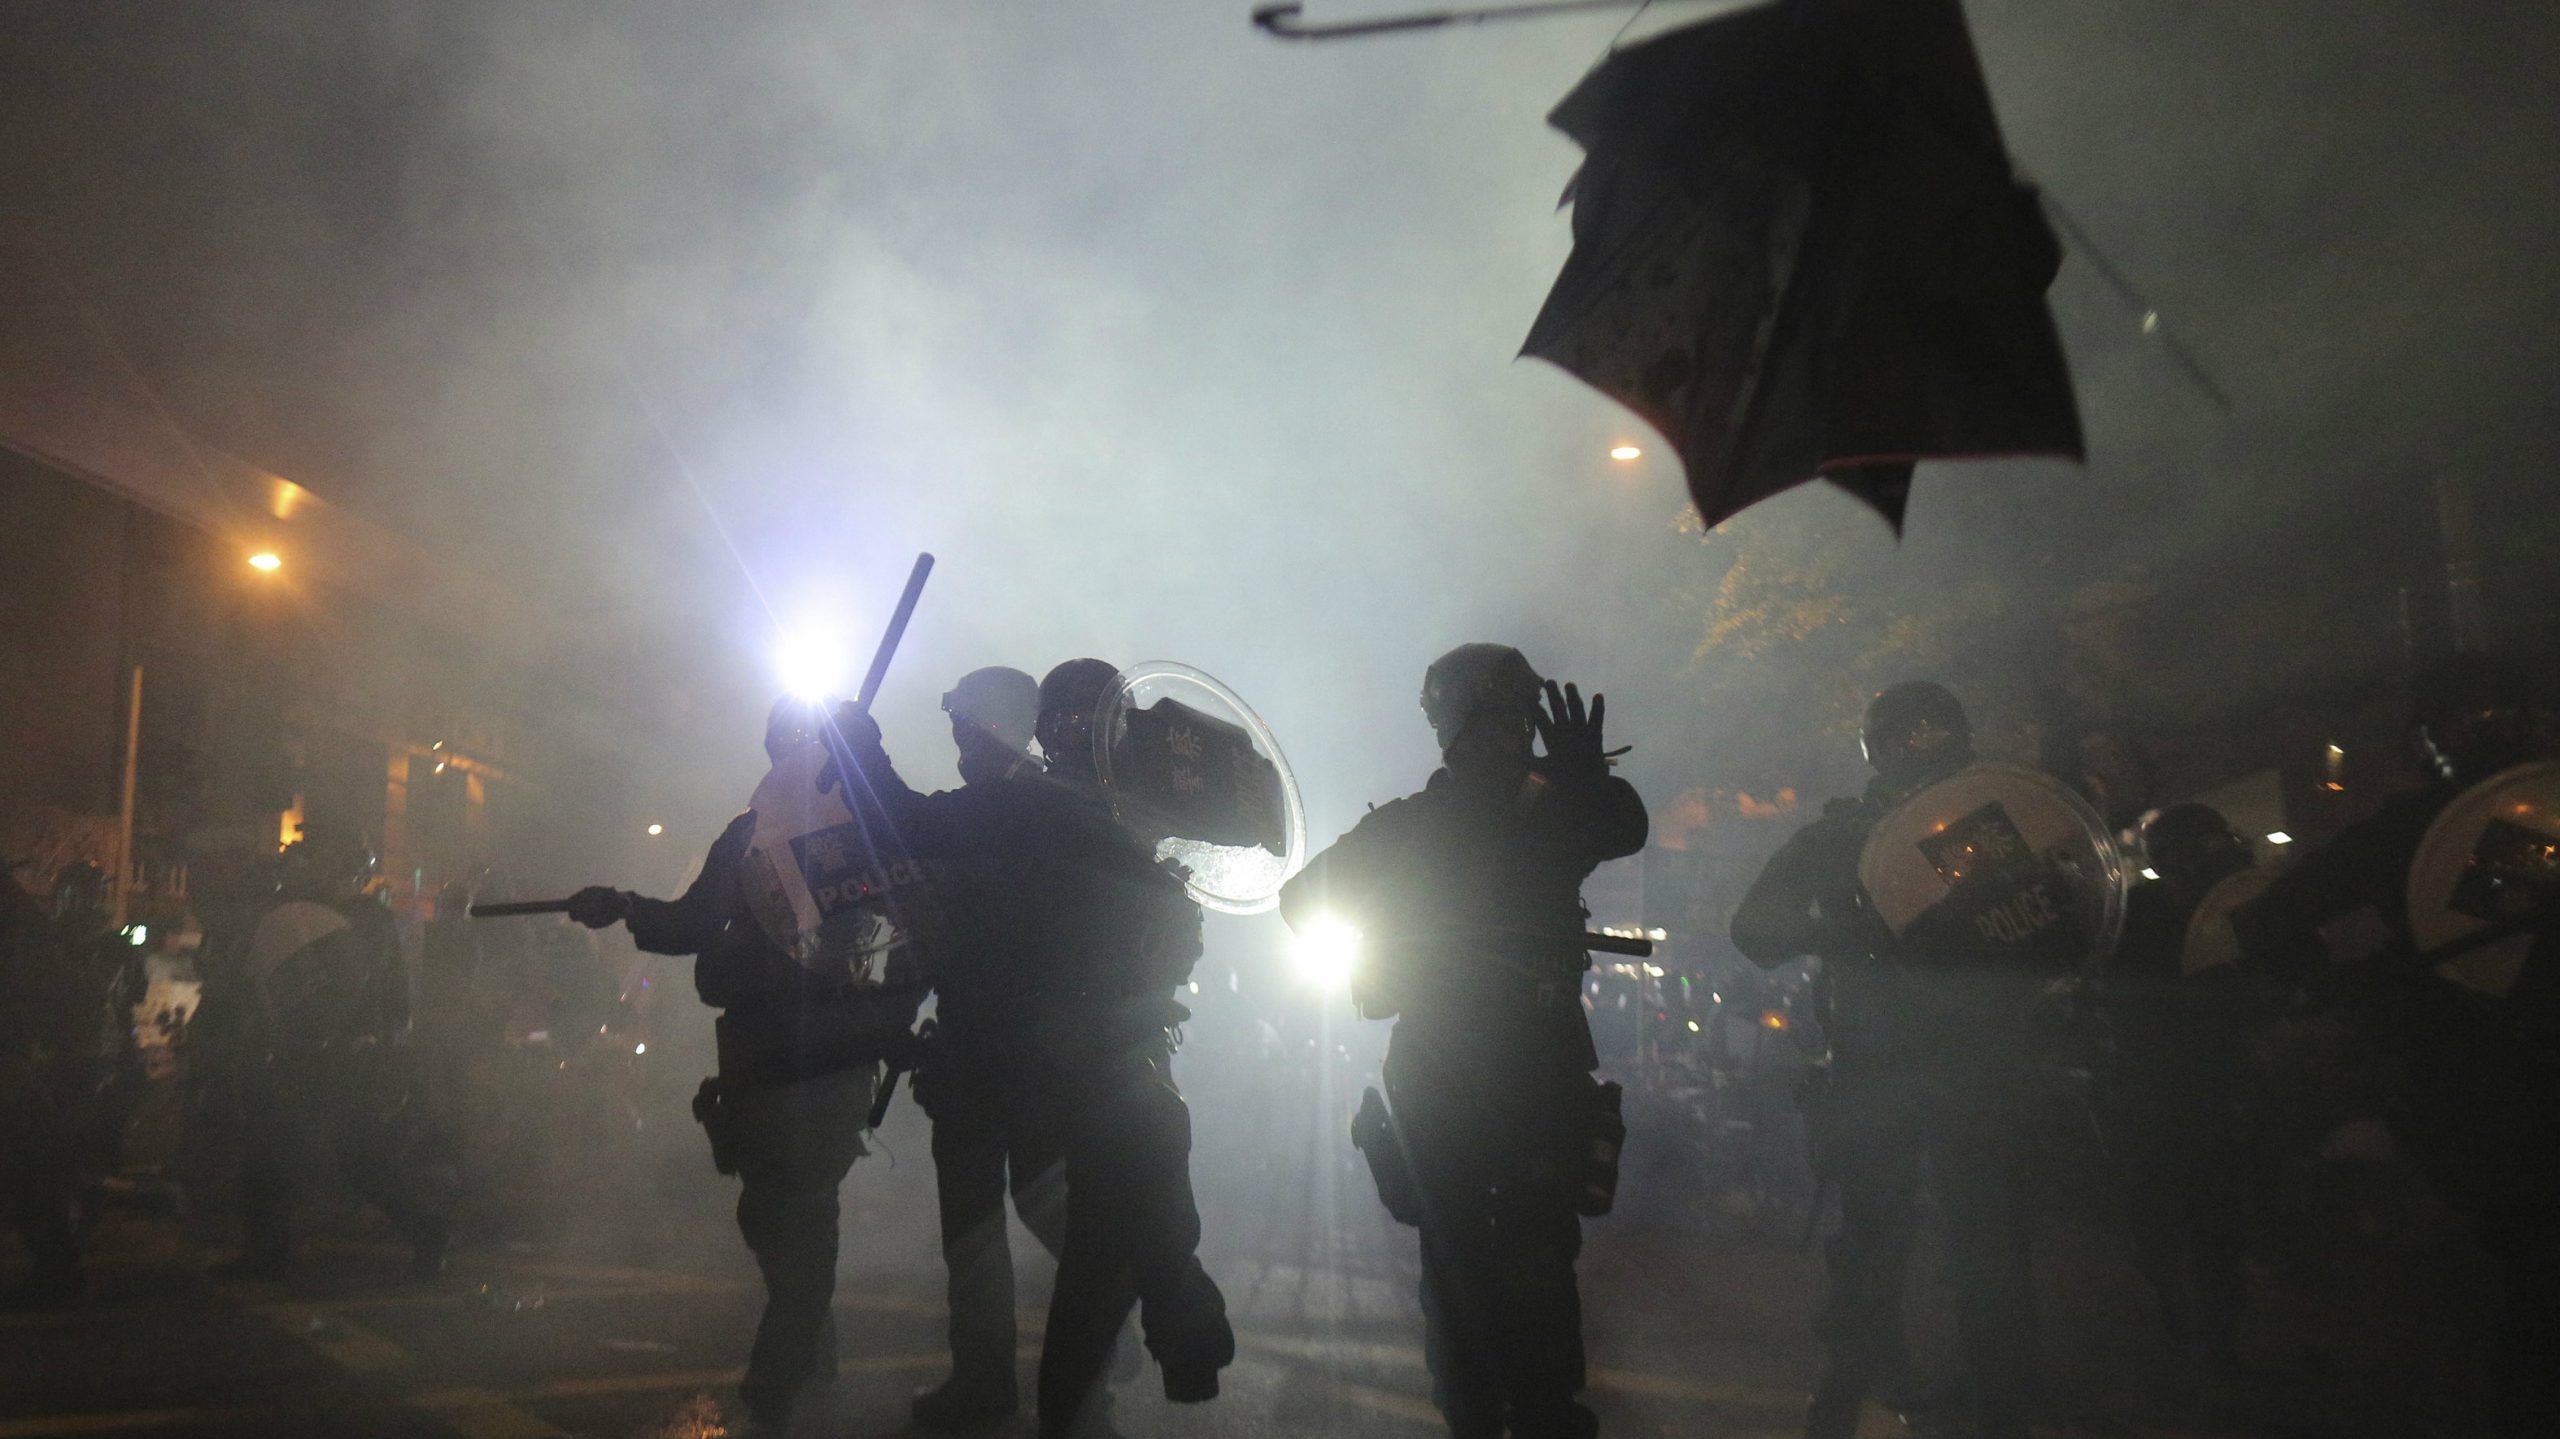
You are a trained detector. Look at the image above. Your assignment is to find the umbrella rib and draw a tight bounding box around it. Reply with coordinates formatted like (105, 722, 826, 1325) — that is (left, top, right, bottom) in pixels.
(1252, 0, 1723, 41)
(2038, 191, 2234, 412)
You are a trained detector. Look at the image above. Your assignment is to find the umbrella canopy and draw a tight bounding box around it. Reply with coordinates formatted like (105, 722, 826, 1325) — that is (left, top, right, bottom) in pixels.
(1522, 0, 2084, 530)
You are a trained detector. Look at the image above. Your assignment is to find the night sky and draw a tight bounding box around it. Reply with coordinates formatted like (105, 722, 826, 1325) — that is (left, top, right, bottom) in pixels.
(6, 0, 2556, 831)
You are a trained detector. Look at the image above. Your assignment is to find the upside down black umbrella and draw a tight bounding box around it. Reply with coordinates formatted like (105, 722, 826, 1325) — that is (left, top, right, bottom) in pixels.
(1520, 0, 2084, 531)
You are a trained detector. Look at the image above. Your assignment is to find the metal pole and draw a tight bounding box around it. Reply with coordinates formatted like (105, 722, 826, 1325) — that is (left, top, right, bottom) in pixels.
(113, 662, 142, 928)
(2431, 471, 2490, 652)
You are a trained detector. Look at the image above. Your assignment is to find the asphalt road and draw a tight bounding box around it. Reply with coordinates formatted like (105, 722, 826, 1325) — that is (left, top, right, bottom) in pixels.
(0, 1024, 2515, 1439)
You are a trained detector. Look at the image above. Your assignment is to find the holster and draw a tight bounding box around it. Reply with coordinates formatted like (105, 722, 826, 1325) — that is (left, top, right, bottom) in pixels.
(692, 1076, 742, 1176)
(1350, 1086, 1425, 1226)
(1576, 1078, 1626, 1218)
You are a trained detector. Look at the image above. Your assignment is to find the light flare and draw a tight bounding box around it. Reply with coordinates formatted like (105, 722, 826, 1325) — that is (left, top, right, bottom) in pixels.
(775, 627, 850, 701)
(1290, 913, 1361, 992)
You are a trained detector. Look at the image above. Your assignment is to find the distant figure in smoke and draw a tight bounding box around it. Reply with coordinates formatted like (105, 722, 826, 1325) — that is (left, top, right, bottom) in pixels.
(1282, 644, 1648, 1439)
(0, 862, 110, 1306)
(905, 666, 1130, 1431)
(1730, 682, 2042, 1439)
(2235, 654, 2560, 1437)
(2102, 803, 2262, 1367)
(568, 699, 925, 1437)
(47, 864, 145, 1179)
(216, 830, 451, 1283)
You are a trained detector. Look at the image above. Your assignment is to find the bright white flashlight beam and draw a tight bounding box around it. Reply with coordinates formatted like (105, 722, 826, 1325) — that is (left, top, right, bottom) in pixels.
(1291, 914, 1361, 992)
(775, 629, 848, 701)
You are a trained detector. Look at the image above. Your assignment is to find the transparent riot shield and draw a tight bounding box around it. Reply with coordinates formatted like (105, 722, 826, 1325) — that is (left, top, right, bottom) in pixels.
(1091, 661, 1308, 915)
(2406, 760, 2560, 997)
(1857, 762, 2128, 969)
(2181, 866, 2280, 977)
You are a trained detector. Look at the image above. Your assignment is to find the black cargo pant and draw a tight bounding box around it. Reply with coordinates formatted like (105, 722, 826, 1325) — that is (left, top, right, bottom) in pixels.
(1037, 1055, 1230, 1438)
(1812, 1052, 2037, 1439)
(726, 1065, 874, 1426)
(0, 1096, 81, 1296)
(1388, 1061, 1594, 1439)
(921, 1035, 1072, 1388)
(237, 1055, 448, 1266)
(2120, 1121, 2248, 1357)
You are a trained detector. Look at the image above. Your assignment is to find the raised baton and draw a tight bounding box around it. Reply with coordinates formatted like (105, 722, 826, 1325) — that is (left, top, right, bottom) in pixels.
(855, 553, 934, 710)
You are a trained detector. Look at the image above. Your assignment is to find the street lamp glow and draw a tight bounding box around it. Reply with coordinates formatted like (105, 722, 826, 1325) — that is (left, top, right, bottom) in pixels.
(1290, 913, 1361, 992)
(2266, 831, 2293, 846)
(246, 551, 282, 572)
(1608, 444, 1642, 462)
(646, 823, 664, 837)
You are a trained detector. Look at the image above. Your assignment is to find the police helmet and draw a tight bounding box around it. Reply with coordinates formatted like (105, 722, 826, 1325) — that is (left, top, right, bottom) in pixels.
(278, 826, 377, 901)
(943, 666, 1040, 754)
(2137, 802, 2252, 892)
(1860, 681, 1972, 775)
(1036, 659, 1120, 771)
(765, 695, 826, 763)
(1420, 644, 1542, 752)
(2410, 652, 2542, 786)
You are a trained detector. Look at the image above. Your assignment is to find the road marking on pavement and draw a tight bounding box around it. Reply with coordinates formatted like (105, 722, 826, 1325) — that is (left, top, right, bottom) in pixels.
(1318, 1378, 1442, 1426)
(1585, 1364, 1803, 1409)
(0, 1407, 265, 1438)
(231, 1288, 568, 1439)
(1240, 1332, 1428, 1370)
(495, 1370, 744, 1402)
(494, 1351, 947, 1405)
(1239, 1332, 1805, 1411)
(407, 1389, 568, 1439)
(260, 1303, 417, 1374)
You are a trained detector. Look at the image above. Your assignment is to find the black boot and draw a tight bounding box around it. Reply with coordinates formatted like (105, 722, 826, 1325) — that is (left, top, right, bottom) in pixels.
(1804, 1366, 1865, 1439)
(912, 1373, 1019, 1431)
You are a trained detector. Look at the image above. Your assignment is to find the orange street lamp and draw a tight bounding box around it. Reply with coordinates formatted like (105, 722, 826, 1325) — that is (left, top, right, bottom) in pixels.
(247, 551, 283, 572)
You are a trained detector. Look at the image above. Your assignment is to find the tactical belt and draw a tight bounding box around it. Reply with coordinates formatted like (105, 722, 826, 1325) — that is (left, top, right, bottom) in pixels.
(713, 1001, 896, 1088)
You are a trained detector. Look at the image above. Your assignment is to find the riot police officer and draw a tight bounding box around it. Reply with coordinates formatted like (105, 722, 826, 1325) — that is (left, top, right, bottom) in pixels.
(757, 664, 1218, 1438)
(2104, 803, 2261, 1365)
(907, 666, 1090, 1430)
(1, 864, 98, 1305)
(1000, 658, 1230, 1439)
(569, 698, 925, 1436)
(219, 831, 449, 1283)
(2234, 654, 2560, 1436)
(1730, 682, 2039, 1439)
(1281, 644, 1647, 1439)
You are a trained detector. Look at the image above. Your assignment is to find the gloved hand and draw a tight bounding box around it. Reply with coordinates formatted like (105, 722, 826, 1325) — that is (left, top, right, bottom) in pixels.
(565, 886, 632, 929)
(1532, 679, 1609, 778)
(816, 702, 895, 795)
(875, 1024, 927, 1071)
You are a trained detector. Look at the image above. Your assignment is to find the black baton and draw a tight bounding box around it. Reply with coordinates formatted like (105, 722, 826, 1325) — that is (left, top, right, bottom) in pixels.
(469, 899, 576, 918)
(855, 553, 934, 711)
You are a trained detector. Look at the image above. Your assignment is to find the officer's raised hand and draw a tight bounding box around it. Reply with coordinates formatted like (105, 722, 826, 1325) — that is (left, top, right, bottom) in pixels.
(1532, 680, 1609, 778)
(567, 885, 633, 930)
(816, 701, 896, 796)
